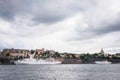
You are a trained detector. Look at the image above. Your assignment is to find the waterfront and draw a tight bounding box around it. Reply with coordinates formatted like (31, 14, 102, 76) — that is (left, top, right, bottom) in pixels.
(0, 64, 120, 80)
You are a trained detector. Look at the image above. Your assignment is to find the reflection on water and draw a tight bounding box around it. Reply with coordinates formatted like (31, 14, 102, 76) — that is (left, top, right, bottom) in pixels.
(0, 64, 120, 80)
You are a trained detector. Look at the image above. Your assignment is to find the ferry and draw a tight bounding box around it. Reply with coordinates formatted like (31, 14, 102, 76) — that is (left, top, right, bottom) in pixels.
(14, 55, 62, 65)
(94, 60, 112, 64)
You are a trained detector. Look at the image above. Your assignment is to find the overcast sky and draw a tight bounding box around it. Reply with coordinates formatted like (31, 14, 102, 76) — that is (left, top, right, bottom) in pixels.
(0, 0, 120, 53)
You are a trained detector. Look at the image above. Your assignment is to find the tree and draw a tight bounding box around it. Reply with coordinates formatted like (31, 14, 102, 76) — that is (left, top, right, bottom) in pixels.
(80, 54, 86, 60)
(99, 54, 105, 60)
(55, 52, 60, 57)
(44, 50, 49, 55)
(93, 53, 98, 58)
(31, 50, 34, 54)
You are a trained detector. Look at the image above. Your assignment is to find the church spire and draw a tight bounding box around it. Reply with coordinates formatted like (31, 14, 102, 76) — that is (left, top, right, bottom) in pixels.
(100, 48, 104, 54)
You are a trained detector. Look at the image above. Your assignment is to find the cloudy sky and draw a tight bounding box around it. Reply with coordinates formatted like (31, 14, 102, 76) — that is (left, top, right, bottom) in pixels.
(0, 0, 120, 53)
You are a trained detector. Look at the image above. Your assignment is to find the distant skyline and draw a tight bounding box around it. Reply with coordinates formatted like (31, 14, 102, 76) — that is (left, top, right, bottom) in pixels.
(0, 0, 120, 54)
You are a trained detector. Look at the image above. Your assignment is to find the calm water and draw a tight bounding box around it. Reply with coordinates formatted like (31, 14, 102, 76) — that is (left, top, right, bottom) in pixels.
(0, 64, 120, 80)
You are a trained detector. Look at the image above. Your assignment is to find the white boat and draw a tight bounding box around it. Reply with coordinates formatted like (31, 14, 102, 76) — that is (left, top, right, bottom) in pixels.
(94, 60, 112, 64)
(14, 55, 62, 65)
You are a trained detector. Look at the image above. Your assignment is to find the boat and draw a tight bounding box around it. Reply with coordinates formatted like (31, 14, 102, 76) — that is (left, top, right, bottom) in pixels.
(94, 60, 112, 64)
(14, 55, 62, 65)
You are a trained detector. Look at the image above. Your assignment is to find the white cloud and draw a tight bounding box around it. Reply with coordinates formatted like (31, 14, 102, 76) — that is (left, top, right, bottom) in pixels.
(0, 0, 120, 54)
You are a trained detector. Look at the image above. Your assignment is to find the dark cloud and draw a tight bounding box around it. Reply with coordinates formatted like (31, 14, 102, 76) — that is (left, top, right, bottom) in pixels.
(0, 0, 15, 21)
(32, 13, 68, 24)
(0, 0, 69, 24)
(0, 0, 91, 24)
(0, 0, 120, 53)
(0, 0, 31, 21)
(70, 21, 120, 41)
(1, 0, 119, 39)
(93, 23, 120, 35)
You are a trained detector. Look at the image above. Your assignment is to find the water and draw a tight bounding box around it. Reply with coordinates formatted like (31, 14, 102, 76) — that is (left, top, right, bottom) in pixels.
(0, 64, 120, 80)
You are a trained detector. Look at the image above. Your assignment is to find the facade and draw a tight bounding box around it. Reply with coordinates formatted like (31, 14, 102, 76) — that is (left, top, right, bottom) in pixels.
(100, 48, 109, 57)
(100, 48, 104, 54)
(115, 53, 120, 57)
(34, 48, 55, 58)
(2, 48, 30, 58)
(36, 48, 45, 54)
(62, 58, 81, 64)
(49, 50, 55, 55)
(34, 48, 45, 58)
(55, 57, 64, 61)
(74, 54, 80, 58)
(60, 53, 66, 57)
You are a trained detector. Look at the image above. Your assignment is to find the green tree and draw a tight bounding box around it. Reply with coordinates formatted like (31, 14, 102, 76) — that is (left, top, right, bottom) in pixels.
(55, 52, 60, 57)
(44, 50, 49, 55)
(80, 54, 86, 60)
(99, 54, 105, 60)
(31, 50, 34, 54)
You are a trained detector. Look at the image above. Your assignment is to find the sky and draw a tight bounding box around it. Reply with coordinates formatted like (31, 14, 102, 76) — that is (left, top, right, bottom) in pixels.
(0, 0, 120, 54)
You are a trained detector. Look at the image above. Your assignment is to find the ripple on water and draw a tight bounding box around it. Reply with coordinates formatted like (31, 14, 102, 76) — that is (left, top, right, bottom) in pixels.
(0, 64, 120, 80)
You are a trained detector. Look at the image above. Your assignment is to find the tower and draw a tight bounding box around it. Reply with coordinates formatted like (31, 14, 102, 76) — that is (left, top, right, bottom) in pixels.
(100, 48, 104, 54)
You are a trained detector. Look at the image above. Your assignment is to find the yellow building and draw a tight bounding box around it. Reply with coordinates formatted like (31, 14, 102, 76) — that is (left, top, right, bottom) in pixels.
(2, 48, 30, 58)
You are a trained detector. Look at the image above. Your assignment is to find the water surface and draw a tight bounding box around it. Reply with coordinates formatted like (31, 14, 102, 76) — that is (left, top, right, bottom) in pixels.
(0, 64, 120, 80)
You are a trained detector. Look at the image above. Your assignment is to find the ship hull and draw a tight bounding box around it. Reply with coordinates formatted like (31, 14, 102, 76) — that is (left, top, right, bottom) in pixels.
(15, 61, 61, 65)
(14, 59, 62, 65)
(94, 61, 111, 64)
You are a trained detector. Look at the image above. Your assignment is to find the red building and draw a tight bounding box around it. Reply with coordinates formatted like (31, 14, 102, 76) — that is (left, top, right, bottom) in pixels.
(36, 48, 45, 54)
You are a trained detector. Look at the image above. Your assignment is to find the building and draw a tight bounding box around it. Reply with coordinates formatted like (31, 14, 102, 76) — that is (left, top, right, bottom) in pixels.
(100, 48, 104, 54)
(34, 48, 45, 58)
(62, 58, 82, 64)
(49, 50, 55, 55)
(2, 48, 30, 58)
(60, 53, 66, 58)
(74, 54, 80, 58)
(115, 53, 120, 57)
(35, 48, 45, 54)
(98, 48, 109, 57)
